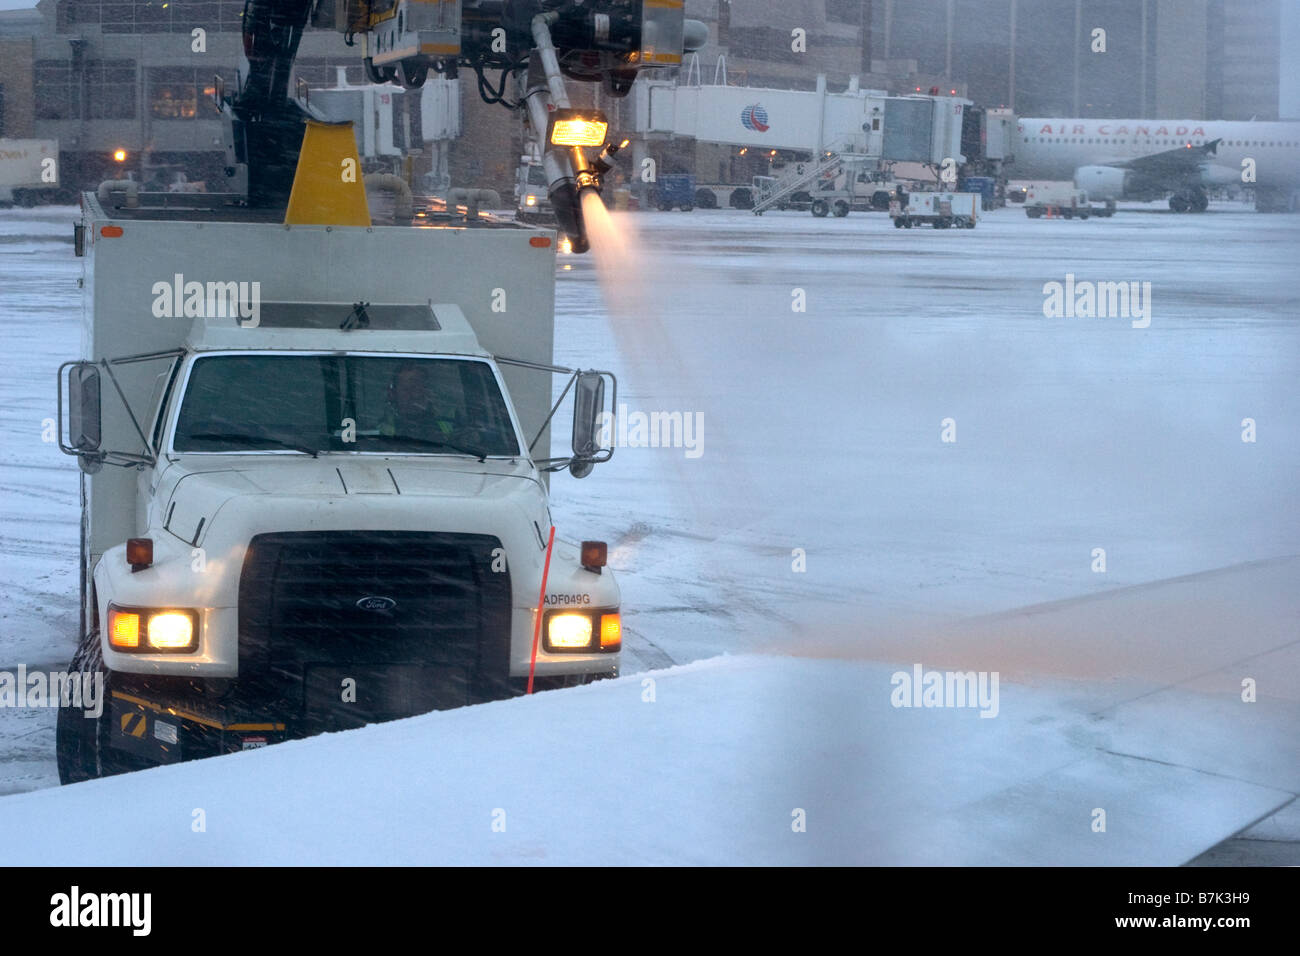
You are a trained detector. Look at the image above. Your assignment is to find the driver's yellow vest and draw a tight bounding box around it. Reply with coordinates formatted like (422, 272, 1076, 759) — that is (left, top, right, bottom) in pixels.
(379, 411, 455, 438)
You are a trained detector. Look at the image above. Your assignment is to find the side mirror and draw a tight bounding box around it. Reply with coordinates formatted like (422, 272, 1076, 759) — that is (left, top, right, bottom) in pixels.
(569, 372, 606, 479)
(67, 364, 102, 453)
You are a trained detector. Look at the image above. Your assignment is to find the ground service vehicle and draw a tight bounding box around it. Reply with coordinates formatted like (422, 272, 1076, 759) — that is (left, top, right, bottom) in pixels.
(53, 0, 704, 782)
(0, 138, 59, 205)
(516, 153, 555, 224)
(1023, 182, 1115, 219)
(957, 176, 999, 210)
(651, 173, 697, 211)
(891, 191, 980, 229)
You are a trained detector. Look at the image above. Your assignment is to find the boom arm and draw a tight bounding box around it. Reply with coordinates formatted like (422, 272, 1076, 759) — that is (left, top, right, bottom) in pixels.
(222, 0, 705, 250)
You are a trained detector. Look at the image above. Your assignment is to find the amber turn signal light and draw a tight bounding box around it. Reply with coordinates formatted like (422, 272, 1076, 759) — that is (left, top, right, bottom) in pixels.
(599, 613, 621, 650)
(109, 610, 140, 649)
(581, 540, 607, 571)
(127, 537, 153, 571)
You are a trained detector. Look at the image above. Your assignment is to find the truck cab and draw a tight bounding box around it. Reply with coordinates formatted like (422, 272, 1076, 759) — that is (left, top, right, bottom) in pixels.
(515, 157, 553, 223)
(56, 194, 620, 780)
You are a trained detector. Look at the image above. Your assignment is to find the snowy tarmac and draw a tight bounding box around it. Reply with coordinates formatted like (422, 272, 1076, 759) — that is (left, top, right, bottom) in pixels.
(0, 202, 1296, 863)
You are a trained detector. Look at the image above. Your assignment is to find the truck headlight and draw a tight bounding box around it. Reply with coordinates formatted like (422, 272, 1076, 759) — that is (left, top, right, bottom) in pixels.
(544, 610, 621, 653)
(546, 612, 593, 649)
(108, 605, 199, 653)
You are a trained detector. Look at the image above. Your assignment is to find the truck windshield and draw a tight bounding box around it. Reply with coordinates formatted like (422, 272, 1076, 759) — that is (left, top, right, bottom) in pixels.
(173, 355, 521, 457)
(527, 166, 547, 186)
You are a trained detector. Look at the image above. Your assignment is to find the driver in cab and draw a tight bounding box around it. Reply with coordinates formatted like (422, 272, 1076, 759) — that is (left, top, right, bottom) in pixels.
(380, 362, 457, 444)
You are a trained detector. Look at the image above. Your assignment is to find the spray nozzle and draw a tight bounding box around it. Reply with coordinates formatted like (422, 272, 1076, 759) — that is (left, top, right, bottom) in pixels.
(591, 139, 629, 176)
(553, 136, 626, 254)
(550, 180, 591, 255)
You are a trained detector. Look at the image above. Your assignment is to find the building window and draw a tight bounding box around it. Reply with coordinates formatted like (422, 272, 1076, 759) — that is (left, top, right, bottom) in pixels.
(57, 0, 245, 34)
(34, 60, 81, 120)
(85, 60, 137, 118)
(825, 0, 862, 24)
(149, 66, 231, 119)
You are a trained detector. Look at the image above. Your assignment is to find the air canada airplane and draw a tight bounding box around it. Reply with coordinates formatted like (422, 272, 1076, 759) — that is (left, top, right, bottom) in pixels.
(1014, 118, 1300, 211)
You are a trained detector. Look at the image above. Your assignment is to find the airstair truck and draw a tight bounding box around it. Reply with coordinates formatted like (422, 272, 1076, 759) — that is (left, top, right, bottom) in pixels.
(48, 0, 711, 783)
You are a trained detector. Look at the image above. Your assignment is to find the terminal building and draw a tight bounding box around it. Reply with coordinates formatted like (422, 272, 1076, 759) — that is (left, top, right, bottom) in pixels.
(0, 0, 1287, 198)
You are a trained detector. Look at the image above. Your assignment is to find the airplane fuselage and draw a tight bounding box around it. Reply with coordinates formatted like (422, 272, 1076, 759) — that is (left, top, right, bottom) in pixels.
(1014, 118, 1300, 203)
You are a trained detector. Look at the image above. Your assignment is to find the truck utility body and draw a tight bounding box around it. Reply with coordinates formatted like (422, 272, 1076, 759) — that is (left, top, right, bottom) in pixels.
(1022, 182, 1115, 219)
(890, 191, 980, 229)
(56, 193, 620, 778)
(0, 138, 59, 205)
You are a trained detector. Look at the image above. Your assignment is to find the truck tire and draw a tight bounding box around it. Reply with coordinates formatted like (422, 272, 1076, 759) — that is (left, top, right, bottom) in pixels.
(57, 626, 155, 781)
(1026, 207, 1042, 219)
(893, 217, 904, 228)
(811, 199, 829, 218)
(1062, 209, 1073, 219)
(832, 200, 850, 218)
(965, 218, 976, 229)
(679, 204, 694, 212)
(729, 188, 754, 209)
(694, 188, 718, 209)
(658, 201, 672, 212)
(55, 630, 104, 784)
(902, 217, 913, 228)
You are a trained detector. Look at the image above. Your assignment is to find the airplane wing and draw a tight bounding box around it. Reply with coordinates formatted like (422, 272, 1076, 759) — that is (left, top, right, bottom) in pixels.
(1114, 138, 1223, 175)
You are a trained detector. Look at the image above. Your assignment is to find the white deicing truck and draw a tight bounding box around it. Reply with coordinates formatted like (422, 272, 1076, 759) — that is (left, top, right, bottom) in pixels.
(53, 0, 706, 781)
(889, 190, 980, 229)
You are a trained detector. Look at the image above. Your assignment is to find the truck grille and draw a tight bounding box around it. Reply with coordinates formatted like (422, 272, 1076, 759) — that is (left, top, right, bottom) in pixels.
(238, 531, 513, 731)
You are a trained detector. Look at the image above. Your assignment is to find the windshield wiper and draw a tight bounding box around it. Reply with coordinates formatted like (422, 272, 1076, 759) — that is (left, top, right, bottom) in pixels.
(187, 432, 321, 457)
(381, 434, 489, 462)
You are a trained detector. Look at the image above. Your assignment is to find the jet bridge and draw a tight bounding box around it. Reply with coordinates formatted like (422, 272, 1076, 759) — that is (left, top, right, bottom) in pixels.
(632, 72, 971, 167)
